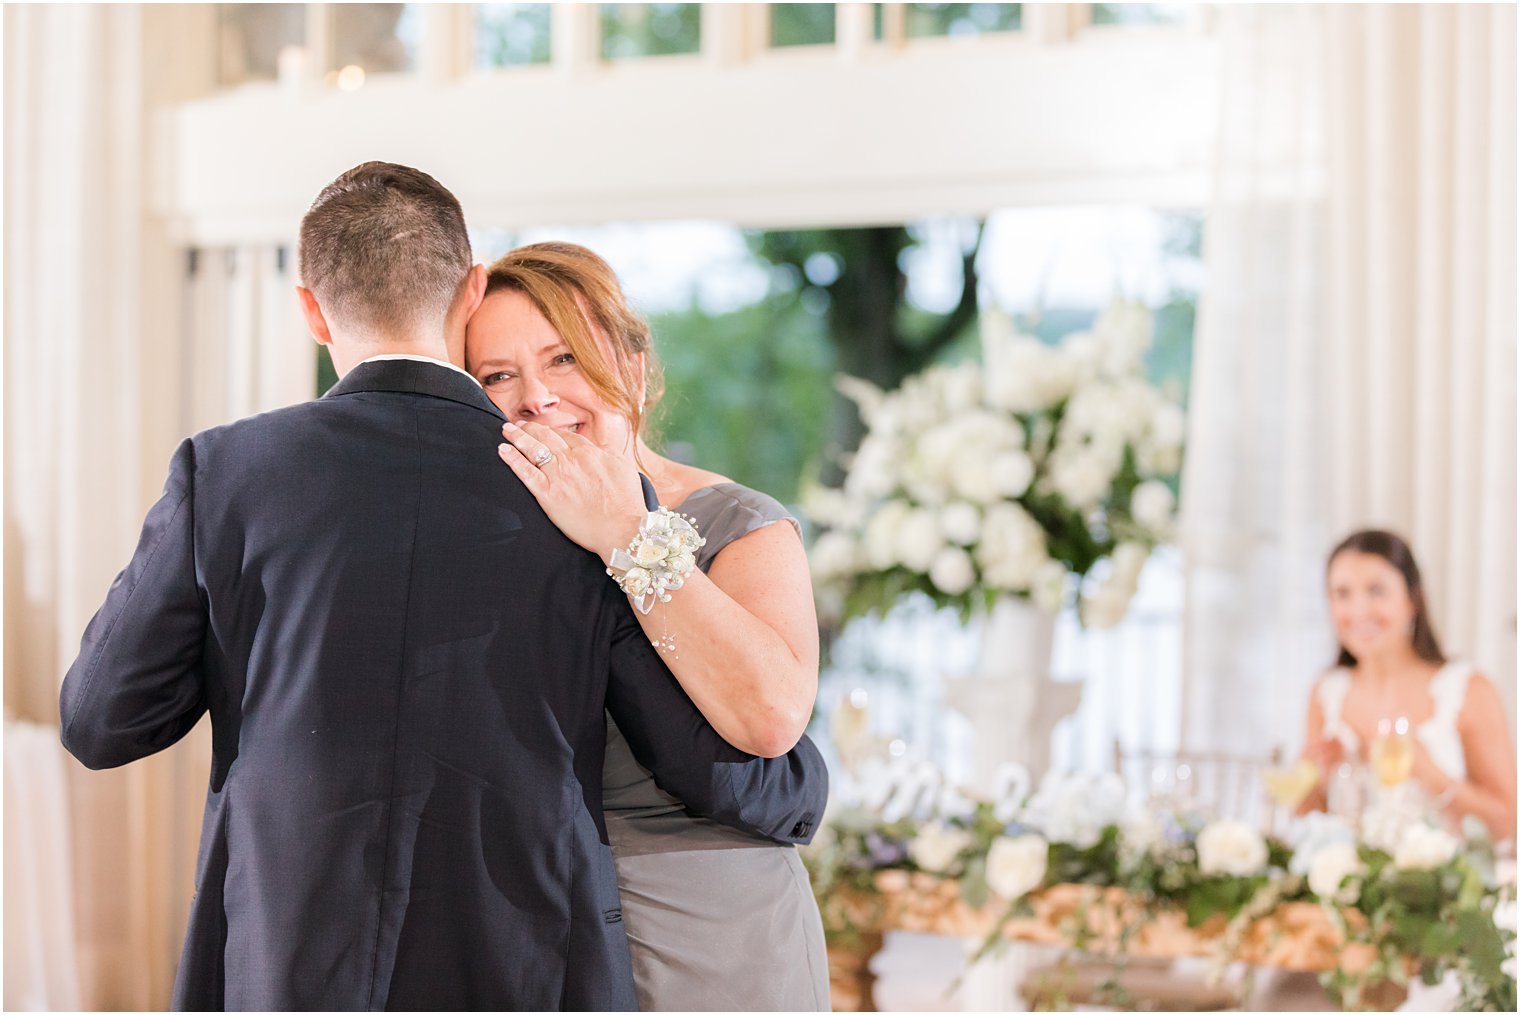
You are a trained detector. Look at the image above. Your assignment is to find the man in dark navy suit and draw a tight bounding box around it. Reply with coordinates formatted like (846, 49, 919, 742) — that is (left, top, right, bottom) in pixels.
(59, 162, 826, 1011)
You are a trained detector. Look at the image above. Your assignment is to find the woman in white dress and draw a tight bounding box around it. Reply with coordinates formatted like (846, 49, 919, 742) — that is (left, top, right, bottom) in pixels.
(463, 242, 829, 1011)
(1298, 529, 1515, 841)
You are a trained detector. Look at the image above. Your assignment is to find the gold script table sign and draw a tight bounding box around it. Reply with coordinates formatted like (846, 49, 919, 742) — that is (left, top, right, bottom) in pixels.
(826, 871, 1399, 1012)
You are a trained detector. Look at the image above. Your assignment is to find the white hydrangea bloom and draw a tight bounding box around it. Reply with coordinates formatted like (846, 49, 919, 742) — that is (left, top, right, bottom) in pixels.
(1307, 842, 1363, 902)
(864, 501, 911, 570)
(939, 501, 981, 546)
(1022, 771, 1132, 849)
(909, 821, 974, 874)
(1393, 824, 1459, 870)
(895, 508, 945, 573)
(986, 834, 1048, 900)
(975, 502, 1050, 592)
(1196, 819, 1269, 877)
(928, 546, 976, 595)
(1129, 480, 1175, 533)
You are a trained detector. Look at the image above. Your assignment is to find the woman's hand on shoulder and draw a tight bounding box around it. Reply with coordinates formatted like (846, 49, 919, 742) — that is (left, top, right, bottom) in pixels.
(497, 420, 646, 560)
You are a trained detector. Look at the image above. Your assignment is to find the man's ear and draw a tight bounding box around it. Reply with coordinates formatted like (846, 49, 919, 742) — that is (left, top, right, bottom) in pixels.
(461, 263, 488, 319)
(297, 286, 332, 346)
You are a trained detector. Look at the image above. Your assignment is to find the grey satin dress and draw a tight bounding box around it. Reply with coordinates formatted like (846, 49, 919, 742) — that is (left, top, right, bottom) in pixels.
(603, 483, 831, 1012)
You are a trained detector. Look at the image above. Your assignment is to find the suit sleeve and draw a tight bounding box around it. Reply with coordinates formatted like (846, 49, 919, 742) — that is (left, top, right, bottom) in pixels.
(59, 438, 209, 769)
(603, 602, 828, 845)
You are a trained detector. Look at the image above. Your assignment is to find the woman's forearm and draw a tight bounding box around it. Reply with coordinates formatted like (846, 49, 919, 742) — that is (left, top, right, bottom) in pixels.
(630, 567, 815, 758)
(1437, 777, 1516, 842)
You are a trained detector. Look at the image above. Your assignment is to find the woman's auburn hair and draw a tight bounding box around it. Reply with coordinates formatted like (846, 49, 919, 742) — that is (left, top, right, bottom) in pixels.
(482, 241, 664, 440)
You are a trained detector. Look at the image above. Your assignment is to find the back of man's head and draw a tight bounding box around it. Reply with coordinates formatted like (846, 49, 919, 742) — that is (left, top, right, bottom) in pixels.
(299, 162, 472, 340)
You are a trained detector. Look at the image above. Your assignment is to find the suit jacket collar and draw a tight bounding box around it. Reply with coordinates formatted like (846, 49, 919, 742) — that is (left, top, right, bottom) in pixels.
(323, 358, 506, 421)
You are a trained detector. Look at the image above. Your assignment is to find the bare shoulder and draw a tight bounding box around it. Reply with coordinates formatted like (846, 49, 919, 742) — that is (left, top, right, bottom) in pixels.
(651, 459, 732, 507)
(1458, 669, 1506, 723)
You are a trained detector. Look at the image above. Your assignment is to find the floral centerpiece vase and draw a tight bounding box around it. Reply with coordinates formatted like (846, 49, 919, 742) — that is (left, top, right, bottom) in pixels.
(942, 596, 1080, 792)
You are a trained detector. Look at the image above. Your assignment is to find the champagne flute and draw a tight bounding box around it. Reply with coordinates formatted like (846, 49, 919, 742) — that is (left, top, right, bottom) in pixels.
(1264, 758, 1320, 811)
(1371, 716, 1413, 787)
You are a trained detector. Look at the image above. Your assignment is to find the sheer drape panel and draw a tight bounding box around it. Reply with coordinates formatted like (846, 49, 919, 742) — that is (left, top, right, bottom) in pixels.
(1183, 4, 1518, 755)
(1324, 4, 1517, 717)
(4, 6, 306, 1008)
(4, 722, 83, 1011)
(3, 7, 168, 1006)
(1182, 5, 1333, 754)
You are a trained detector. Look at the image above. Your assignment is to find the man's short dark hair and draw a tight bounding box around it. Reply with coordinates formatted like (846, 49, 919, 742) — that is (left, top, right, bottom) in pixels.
(299, 162, 472, 338)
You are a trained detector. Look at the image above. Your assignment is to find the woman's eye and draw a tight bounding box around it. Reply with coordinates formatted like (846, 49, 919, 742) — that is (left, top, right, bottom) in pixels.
(551, 353, 576, 367)
(482, 371, 515, 386)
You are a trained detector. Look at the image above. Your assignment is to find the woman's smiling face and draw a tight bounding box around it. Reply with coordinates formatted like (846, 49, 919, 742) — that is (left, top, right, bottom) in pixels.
(465, 288, 634, 455)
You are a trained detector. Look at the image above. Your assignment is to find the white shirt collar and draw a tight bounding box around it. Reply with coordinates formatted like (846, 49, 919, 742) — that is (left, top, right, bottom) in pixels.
(356, 353, 481, 387)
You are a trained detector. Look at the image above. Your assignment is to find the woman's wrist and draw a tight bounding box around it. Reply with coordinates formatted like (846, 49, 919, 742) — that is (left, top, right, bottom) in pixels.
(1429, 775, 1459, 811)
(599, 512, 648, 568)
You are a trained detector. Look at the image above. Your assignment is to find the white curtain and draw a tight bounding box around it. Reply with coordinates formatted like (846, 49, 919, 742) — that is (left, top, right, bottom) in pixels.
(1182, 3, 1518, 756)
(4, 6, 310, 1007)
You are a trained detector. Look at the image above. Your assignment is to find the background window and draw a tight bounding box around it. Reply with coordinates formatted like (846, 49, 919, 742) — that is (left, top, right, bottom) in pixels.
(1090, 4, 1189, 28)
(474, 4, 553, 69)
(771, 4, 837, 48)
(904, 2, 1022, 39)
(601, 3, 702, 60)
(217, 4, 305, 87)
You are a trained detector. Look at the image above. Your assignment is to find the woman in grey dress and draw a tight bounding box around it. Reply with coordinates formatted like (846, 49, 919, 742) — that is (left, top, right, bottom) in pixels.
(464, 242, 830, 1011)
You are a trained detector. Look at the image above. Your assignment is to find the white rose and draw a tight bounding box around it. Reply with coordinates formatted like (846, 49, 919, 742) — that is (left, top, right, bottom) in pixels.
(1149, 400, 1186, 451)
(1307, 841, 1363, 901)
(895, 508, 944, 573)
(939, 501, 981, 545)
(976, 503, 1049, 592)
(991, 450, 1035, 498)
(909, 822, 973, 874)
(809, 531, 859, 580)
(1196, 819, 1268, 877)
(1046, 448, 1114, 510)
(1062, 332, 1102, 383)
(802, 485, 866, 530)
(633, 540, 668, 566)
(845, 434, 901, 501)
(1129, 480, 1175, 533)
(620, 566, 653, 598)
(1393, 824, 1459, 870)
(864, 501, 910, 570)
(986, 834, 1048, 900)
(950, 449, 1003, 505)
(928, 547, 976, 596)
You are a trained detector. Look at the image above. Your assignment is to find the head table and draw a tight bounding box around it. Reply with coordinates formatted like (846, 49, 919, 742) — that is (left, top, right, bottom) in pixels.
(826, 871, 1410, 1011)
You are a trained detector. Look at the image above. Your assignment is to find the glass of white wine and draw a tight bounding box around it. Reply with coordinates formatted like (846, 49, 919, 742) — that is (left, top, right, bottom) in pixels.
(1264, 758, 1320, 811)
(1370, 716, 1414, 787)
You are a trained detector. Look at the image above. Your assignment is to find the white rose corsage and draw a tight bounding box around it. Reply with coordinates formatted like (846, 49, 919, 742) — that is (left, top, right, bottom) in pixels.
(607, 507, 706, 614)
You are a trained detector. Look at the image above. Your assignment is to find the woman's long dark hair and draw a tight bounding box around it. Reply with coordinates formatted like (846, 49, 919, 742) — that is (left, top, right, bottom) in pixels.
(1327, 529, 1446, 668)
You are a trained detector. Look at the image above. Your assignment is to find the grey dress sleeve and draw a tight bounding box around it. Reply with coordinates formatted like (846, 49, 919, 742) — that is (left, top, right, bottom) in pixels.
(675, 483, 801, 573)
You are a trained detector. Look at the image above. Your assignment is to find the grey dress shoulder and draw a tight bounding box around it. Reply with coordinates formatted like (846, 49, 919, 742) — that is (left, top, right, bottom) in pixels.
(603, 482, 829, 1012)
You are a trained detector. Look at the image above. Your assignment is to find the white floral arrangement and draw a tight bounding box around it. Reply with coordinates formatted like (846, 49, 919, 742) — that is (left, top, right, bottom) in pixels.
(806, 300, 1185, 626)
(806, 768, 1515, 1011)
(607, 507, 705, 612)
